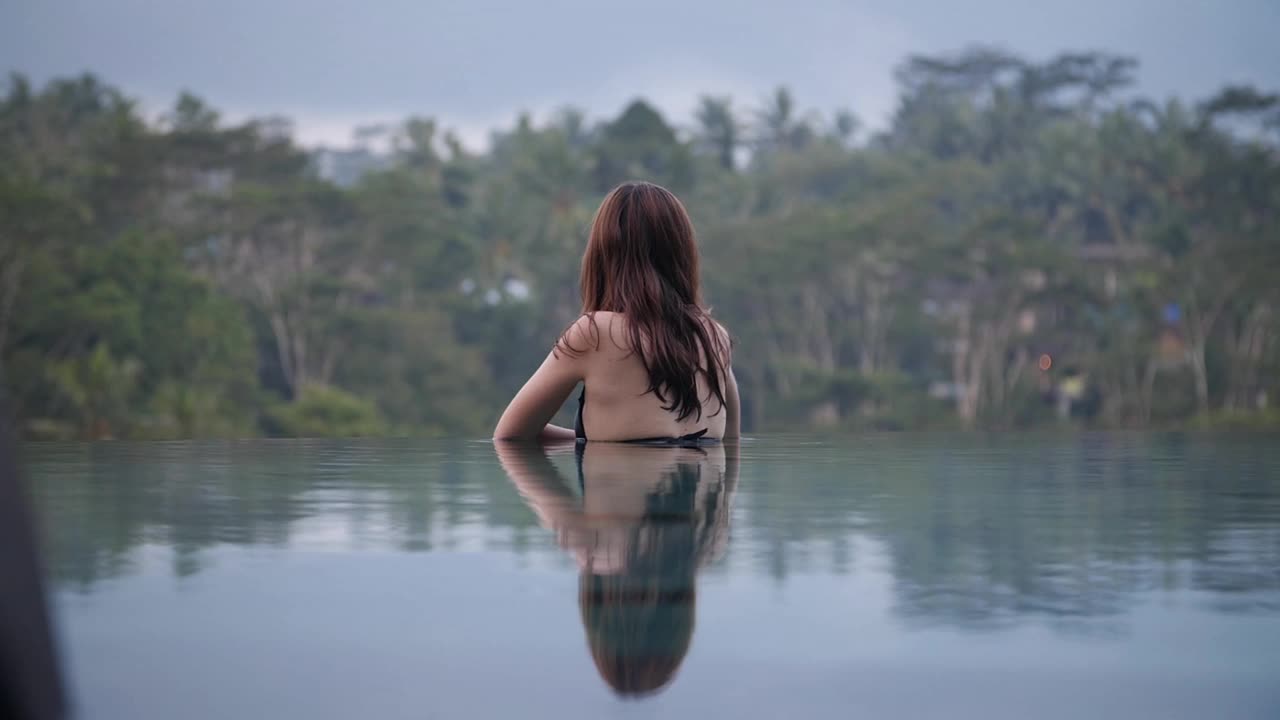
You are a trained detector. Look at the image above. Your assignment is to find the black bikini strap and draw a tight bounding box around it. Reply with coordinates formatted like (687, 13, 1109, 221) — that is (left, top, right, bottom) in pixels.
(574, 387, 587, 441)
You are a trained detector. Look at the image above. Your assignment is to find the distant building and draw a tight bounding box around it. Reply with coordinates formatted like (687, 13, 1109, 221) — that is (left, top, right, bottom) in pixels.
(312, 147, 391, 187)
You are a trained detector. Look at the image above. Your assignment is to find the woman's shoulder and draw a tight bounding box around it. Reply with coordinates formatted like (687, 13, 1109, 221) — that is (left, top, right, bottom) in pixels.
(557, 312, 628, 356)
(699, 315, 733, 356)
(559, 311, 731, 356)
(707, 316, 732, 343)
(575, 312, 628, 340)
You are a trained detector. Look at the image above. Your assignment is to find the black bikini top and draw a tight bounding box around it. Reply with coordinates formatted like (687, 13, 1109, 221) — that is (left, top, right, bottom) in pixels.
(574, 388, 713, 447)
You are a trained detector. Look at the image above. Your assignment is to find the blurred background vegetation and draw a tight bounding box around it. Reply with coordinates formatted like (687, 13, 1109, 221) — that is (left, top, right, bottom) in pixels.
(2, 48, 1278, 438)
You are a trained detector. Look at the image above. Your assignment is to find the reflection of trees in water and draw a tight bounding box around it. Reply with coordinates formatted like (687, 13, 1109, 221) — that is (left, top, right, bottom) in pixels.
(28, 441, 539, 590)
(735, 435, 1280, 628)
(1193, 527, 1280, 614)
(27, 437, 1280, 628)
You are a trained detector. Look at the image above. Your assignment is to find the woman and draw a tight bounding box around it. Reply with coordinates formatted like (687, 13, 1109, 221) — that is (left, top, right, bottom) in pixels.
(496, 441, 738, 697)
(494, 181, 739, 443)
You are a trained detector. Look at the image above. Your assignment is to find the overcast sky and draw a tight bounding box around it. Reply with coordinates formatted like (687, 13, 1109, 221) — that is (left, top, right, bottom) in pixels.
(4, 0, 1278, 148)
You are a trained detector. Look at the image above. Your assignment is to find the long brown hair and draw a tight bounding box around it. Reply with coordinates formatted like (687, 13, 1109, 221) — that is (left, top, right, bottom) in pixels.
(564, 181, 728, 422)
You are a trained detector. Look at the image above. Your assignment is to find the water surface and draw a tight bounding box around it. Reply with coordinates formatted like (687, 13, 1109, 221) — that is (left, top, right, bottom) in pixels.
(27, 435, 1280, 718)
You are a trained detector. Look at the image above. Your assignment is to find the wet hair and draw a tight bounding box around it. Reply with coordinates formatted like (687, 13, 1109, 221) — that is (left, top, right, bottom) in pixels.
(562, 181, 729, 422)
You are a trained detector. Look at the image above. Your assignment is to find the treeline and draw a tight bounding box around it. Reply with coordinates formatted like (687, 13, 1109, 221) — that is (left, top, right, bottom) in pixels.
(2, 48, 1279, 438)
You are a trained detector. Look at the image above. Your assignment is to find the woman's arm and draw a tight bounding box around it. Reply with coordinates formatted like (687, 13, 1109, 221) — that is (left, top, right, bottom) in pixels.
(537, 423, 577, 442)
(714, 320, 741, 440)
(494, 442, 579, 529)
(493, 317, 591, 441)
(723, 365, 741, 440)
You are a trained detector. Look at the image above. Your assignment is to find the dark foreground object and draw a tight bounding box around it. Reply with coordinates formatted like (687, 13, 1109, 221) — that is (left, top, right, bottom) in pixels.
(0, 409, 65, 720)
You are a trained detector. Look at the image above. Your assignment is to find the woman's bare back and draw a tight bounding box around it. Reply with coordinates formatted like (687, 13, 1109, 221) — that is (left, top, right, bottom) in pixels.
(572, 312, 732, 442)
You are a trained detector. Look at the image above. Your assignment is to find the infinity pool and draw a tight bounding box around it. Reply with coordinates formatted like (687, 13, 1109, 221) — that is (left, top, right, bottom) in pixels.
(27, 435, 1280, 718)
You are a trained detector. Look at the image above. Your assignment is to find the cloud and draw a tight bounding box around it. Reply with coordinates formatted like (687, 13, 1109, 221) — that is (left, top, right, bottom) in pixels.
(4, 0, 1276, 149)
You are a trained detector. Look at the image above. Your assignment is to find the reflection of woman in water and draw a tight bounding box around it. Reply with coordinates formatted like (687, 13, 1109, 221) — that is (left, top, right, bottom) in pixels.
(497, 442, 738, 698)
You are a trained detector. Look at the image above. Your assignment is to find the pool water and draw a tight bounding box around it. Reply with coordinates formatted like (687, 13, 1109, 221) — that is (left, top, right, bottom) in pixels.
(26, 435, 1280, 718)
